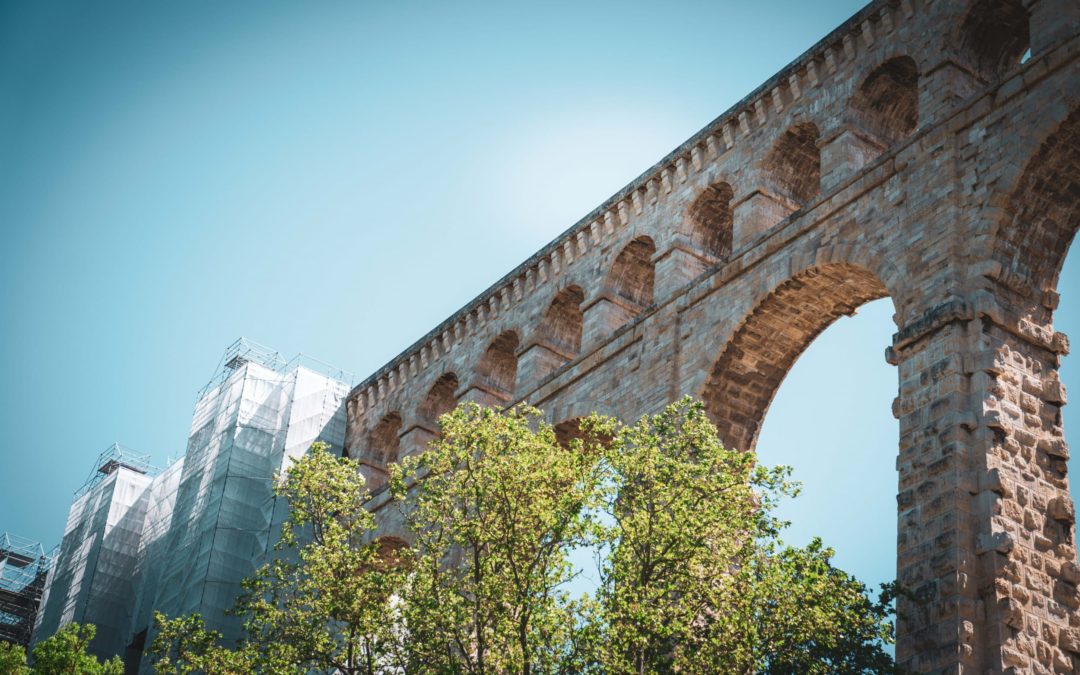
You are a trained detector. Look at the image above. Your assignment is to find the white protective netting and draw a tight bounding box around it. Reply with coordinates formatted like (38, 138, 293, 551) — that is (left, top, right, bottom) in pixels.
(33, 340, 350, 673)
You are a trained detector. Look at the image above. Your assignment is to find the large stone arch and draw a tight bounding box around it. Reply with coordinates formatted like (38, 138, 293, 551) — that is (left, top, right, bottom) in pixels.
(702, 262, 893, 452)
(991, 105, 1080, 309)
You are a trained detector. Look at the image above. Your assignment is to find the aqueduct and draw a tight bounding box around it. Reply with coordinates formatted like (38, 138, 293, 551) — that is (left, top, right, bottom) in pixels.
(344, 0, 1080, 671)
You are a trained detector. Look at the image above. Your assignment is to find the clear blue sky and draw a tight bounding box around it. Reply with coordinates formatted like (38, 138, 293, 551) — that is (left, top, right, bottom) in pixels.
(1, 0, 1077, 598)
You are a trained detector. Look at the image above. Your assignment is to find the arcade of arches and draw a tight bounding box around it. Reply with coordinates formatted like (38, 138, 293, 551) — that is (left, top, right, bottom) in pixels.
(344, 0, 1080, 671)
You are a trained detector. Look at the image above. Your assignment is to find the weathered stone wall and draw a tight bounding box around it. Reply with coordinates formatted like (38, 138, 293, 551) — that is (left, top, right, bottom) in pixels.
(345, 0, 1080, 671)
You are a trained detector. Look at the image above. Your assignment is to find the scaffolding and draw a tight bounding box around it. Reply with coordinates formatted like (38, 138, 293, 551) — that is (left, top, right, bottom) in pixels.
(33, 445, 158, 661)
(74, 444, 157, 500)
(0, 533, 52, 647)
(134, 340, 351, 673)
(33, 339, 353, 672)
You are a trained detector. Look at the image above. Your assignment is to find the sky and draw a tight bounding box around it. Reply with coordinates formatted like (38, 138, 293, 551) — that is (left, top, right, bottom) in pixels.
(1, 0, 1077, 599)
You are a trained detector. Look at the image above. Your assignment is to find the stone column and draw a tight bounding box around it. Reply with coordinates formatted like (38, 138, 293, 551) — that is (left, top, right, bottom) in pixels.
(819, 124, 887, 193)
(458, 383, 509, 408)
(582, 294, 639, 348)
(398, 424, 439, 459)
(918, 60, 983, 129)
(890, 299, 1078, 673)
(731, 189, 797, 250)
(652, 238, 713, 299)
(516, 342, 571, 388)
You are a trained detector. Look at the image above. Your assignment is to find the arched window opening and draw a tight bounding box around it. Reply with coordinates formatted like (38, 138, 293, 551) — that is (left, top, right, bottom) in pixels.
(419, 373, 459, 430)
(763, 122, 821, 207)
(475, 330, 520, 400)
(850, 56, 919, 145)
(959, 0, 1030, 81)
(358, 412, 401, 491)
(538, 286, 585, 358)
(606, 237, 657, 312)
(688, 182, 735, 260)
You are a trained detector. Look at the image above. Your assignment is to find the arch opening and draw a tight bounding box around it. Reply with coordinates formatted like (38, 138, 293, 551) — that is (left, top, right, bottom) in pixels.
(475, 330, 521, 401)
(605, 236, 657, 312)
(702, 263, 891, 453)
(850, 56, 919, 145)
(763, 122, 821, 206)
(538, 286, 585, 358)
(688, 182, 735, 260)
(355, 412, 402, 491)
(995, 106, 1080, 315)
(419, 372, 459, 431)
(958, 0, 1030, 81)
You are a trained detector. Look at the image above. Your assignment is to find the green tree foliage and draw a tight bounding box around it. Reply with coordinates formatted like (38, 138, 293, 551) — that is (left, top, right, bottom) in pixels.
(24, 623, 123, 674)
(149, 399, 899, 674)
(389, 403, 609, 674)
(236, 441, 409, 674)
(595, 398, 898, 674)
(0, 640, 29, 675)
(151, 613, 254, 675)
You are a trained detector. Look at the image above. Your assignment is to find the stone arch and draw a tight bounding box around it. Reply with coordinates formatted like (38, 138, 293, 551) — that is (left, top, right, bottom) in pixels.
(537, 285, 585, 358)
(355, 412, 402, 490)
(375, 536, 411, 568)
(418, 372, 459, 430)
(554, 418, 586, 448)
(702, 263, 892, 452)
(957, 0, 1030, 81)
(992, 105, 1080, 312)
(763, 122, 821, 206)
(474, 330, 520, 401)
(687, 182, 734, 259)
(850, 56, 919, 145)
(605, 236, 657, 311)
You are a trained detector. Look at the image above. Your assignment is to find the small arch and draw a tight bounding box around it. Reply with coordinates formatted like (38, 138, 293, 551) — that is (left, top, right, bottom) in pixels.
(958, 0, 1030, 81)
(554, 418, 586, 448)
(475, 330, 520, 400)
(605, 236, 657, 311)
(763, 122, 821, 206)
(355, 412, 402, 491)
(850, 56, 919, 145)
(554, 417, 614, 450)
(688, 182, 735, 259)
(538, 286, 585, 357)
(374, 536, 411, 569)
(419, 372, 459, 430)
(702, 263, 890, 452)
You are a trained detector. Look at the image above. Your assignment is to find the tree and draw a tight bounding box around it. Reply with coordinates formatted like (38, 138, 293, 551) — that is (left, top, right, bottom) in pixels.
(390, 403, 609, 674)
(0, 641, 28, 675)
(234, 441, 409, 675)
(27, 623, 123, 675)
(149, 442, 408, 675)
(151, 613, 254, 675)
(593, 397, 899, 674)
